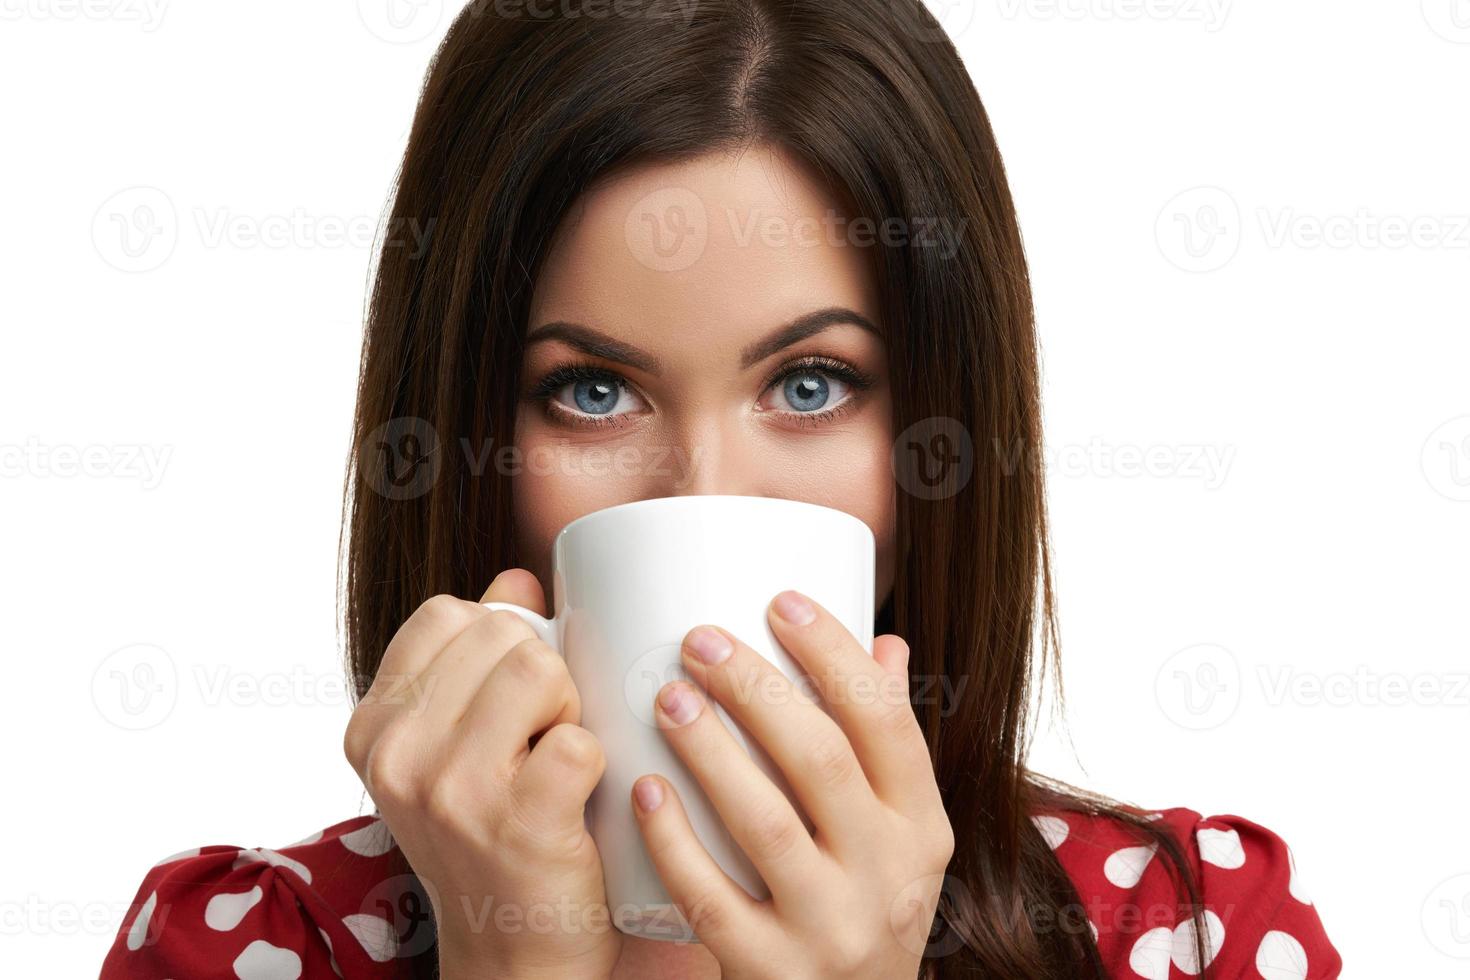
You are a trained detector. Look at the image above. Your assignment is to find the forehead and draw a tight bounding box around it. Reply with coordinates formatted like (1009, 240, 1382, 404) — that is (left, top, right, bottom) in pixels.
(528, 144, 881, 361)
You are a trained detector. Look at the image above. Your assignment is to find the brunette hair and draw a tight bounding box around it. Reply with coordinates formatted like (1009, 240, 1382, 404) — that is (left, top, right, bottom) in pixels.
(339, 0, 1211, 975)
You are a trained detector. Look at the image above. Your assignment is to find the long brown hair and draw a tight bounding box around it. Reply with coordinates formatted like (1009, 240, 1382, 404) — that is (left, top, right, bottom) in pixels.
(339, 0, 1211, 975)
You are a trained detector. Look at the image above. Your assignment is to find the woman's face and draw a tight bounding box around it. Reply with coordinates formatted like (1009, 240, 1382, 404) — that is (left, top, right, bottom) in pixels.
(513, 143, 896, 610)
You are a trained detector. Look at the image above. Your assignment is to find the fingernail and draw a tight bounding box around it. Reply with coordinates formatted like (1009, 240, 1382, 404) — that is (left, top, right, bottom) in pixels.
(685, 626, 732, 665)
(634, 777, 663, 812)
(772, 590, 816, 626)
(658, 683, 701, 726)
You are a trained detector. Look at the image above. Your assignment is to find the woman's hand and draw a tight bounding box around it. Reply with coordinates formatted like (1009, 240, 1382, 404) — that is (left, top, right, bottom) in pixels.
(630, 589, 955, 980)
(343, 569, 621, 980)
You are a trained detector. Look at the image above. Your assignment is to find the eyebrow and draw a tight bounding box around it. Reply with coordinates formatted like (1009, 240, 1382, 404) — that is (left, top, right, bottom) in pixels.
(525, 307, 881, 376)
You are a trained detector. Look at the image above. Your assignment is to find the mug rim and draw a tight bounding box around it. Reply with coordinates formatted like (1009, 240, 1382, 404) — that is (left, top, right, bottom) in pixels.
(554, 493, 875, 545)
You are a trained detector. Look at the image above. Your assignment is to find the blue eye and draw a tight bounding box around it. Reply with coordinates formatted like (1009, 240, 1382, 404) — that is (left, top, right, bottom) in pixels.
(782, 372, 831, 412)
(532, 365, 645, 422)
(756, 356, 874, 421)
(570, 378, 620, 415)
(530, 355, 875, 431)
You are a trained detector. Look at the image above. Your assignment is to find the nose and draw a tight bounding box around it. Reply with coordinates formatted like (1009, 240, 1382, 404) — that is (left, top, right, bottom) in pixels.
(651, 416, 762, 498)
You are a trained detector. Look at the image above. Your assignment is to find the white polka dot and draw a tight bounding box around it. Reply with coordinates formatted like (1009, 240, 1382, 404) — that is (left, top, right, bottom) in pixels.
(1104, 843, 1158, 889)
(340, 819, 395, 858)
(1197, 827, 1246, 870)
(1286, 845, 1311, 905)
(205, 886, 262, 931)
(317, 927, 342, 977)
(1032, 815, 1069, 850)
(1170, 909, 1225, 975)
(152, 847, 201, 867)
(232, 939, 302, 979)
(343, 913, 399, 962)
(125, 890, 158, 951)
(1127, 926, 1172, 980)
(1255, 930, 1309, 980)
(233, 847, 313, 885)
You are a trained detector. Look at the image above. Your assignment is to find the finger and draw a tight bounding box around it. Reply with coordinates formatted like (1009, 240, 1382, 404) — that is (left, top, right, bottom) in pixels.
(352, 596, 491, 754)
(420, 567, 552, 728)
(766, 591, 936, 815)
(651, 679, 821, 898)
(630, 773, 766, 951)
(411, 607, 542, 724)
(872, 634, 910, 676)
(509, 721, 604, 845)
(459, 635, 581, 763)
(370, 595, 489, 705)
(677, 624, 876, 856)
(480, 567, 548, 618)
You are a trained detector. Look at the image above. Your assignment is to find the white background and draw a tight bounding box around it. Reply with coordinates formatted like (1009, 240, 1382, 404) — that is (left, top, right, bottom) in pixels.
(2, 1, 1466, 975)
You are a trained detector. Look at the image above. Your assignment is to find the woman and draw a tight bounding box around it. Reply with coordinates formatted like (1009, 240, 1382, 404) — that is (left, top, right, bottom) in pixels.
(102, 1, 1341, 977)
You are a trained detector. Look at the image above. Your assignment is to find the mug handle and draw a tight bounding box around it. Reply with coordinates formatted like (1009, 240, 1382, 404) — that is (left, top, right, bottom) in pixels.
(481, 601, 558, 650)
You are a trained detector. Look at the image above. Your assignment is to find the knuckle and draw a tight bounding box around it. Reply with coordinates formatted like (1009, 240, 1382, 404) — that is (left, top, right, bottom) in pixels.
(822, 929, 875, 975)
(641, 820, 680, 865)
(806, 730, 858, 791)
(745, 802, 803, 860)
(342, 716, 366, 771)
(342, 715, 385, 777)
(873, 697, 919, 739)
(681, 891, 730, 939)
(500, 637, 563, 685)
(932, 819, 957, 865)
(484, 609, 537, 643)
(887, 882, 929, 938)
(362, 731, 419, 805)
(540, 723, 604, 774)
(417, 593, 475, 630)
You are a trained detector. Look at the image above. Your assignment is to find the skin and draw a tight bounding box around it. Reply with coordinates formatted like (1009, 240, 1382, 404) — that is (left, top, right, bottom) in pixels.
(344, 145, 950, 979)
(512, 142, 897, 608)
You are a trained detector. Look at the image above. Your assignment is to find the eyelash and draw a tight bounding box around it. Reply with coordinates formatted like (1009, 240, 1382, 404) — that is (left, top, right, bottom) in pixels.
(527, 355, 876, 431)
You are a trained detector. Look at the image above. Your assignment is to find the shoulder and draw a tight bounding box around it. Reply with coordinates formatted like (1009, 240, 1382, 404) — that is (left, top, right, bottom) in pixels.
(101, 812, 433, 979)
(1030, 804, 1342, 979)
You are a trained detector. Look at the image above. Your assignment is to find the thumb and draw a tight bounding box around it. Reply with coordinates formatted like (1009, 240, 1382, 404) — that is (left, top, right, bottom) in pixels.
(479, 567, 549, 618)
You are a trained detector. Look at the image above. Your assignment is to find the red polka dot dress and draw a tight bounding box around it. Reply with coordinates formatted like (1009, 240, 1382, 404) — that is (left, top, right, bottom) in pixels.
(1034, 806, 1342, 978)
(101, 805, 1341, 978)
(100, 813, 436, 978)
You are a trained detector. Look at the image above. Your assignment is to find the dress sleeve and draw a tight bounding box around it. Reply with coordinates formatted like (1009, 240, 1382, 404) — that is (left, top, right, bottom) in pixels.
(1036, 805, 1343, 979)
(99, 815, 430, 979)
(1181, 811, 1342, 979)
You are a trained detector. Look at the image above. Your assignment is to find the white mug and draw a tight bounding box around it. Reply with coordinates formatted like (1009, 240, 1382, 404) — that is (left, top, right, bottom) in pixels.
(484, 493, 876, 943)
